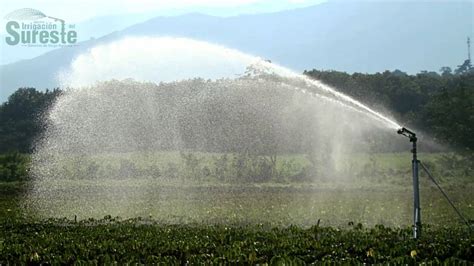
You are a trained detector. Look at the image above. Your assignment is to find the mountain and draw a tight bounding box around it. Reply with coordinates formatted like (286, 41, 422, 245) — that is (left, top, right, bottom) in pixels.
(1, 1, 472, 101)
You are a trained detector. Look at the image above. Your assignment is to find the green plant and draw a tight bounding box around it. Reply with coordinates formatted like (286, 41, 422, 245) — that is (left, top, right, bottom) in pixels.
(0, 152, 29, 181)
(0, 219, 471, 264)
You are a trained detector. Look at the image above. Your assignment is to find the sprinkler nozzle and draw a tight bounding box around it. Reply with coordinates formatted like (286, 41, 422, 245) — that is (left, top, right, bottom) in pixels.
(397, 127, 417, 142)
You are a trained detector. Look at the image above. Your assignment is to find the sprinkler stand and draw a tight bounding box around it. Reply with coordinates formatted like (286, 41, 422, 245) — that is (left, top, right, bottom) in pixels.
(397, 127, 421, 239)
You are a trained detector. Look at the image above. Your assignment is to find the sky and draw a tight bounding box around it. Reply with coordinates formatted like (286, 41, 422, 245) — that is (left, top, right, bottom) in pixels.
(0, 0, 328, 23)
(0, 0, 329, 64)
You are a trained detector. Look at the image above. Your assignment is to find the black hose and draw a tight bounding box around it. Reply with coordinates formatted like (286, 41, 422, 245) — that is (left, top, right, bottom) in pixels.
(419, 161, 472, 230)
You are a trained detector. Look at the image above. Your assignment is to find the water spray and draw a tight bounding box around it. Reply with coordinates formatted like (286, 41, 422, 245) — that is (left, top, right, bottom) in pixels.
(397, 127, 421, 239)
(33, 37, 470, 227)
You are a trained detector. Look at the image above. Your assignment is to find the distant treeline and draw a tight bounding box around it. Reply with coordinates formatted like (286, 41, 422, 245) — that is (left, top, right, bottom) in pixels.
(0, 68, 473, 155)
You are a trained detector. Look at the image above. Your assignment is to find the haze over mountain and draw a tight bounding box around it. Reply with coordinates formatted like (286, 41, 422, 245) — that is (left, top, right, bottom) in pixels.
(1, 1, 472, 101)
(0, 13, 156, 65)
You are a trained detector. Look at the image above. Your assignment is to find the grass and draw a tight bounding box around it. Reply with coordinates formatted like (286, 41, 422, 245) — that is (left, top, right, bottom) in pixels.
(4, 176, 474, 228)
(3, 151, 473, 226)
(20, 183, 473, 227)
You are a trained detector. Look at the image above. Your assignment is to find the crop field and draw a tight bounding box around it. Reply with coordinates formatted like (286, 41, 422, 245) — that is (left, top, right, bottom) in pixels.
(1, 152, 473, 263)
(1, 218, 472, 264)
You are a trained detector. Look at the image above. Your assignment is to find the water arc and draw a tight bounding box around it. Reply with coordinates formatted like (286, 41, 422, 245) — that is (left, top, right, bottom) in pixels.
(28, 36, 408, 225)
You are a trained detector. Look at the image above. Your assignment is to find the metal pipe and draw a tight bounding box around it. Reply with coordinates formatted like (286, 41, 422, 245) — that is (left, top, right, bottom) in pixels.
(412, 137, 421, 239)
(397, 127, 421, 239)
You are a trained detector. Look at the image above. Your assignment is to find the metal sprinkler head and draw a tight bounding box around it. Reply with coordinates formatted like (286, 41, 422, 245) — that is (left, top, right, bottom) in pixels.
(397, 127, 417, 142)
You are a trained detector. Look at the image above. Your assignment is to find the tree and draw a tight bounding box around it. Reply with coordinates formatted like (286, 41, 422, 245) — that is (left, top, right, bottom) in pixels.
(0, 88, 61, 153)
(454, 59, 473, 75)
(422, 74, 474, 151)
(439, 66, 452, 77)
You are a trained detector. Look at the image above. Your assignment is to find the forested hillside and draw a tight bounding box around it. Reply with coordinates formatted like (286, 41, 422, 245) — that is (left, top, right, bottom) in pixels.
(304, 67, 473, 151)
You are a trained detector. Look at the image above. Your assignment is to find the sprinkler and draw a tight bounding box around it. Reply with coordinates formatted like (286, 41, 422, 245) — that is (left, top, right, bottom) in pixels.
(398, 127, 472, 238)
(397, 127, 421, 239)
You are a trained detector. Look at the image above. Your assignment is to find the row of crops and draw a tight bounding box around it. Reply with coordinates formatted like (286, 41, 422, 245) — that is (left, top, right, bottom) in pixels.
(1, 217, 472, 264)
